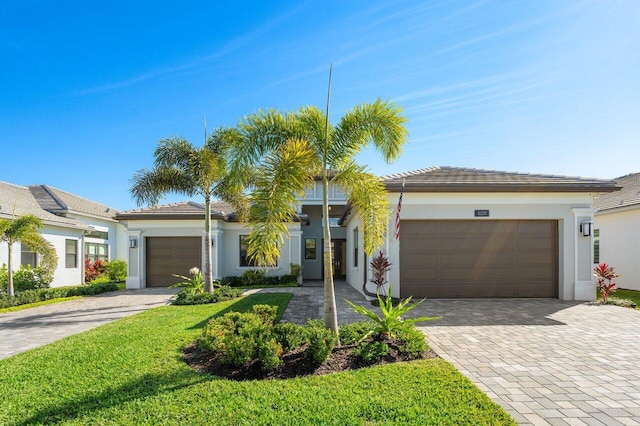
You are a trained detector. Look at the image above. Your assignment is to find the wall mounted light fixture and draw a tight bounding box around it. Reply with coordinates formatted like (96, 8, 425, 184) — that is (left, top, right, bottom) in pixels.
(580, 221, 593, 237)
(129, 238, 138, 248)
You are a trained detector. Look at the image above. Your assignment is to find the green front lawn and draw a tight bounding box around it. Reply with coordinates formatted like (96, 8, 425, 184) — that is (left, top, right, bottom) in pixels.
(0, 293, 514, 425)
(610, 288, 640, 309)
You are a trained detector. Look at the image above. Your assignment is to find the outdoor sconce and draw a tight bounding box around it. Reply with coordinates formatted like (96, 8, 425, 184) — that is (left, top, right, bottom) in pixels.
(580, 221, 593, 237)
(129, 238, 138, 249)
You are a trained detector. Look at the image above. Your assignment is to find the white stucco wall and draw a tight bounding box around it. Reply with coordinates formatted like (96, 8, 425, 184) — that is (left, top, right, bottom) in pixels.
(595, 206, 640, 291)
(344, 192, 597, 301)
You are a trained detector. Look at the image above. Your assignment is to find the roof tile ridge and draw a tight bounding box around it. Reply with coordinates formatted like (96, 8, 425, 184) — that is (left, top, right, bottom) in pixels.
(39, 185, 68, 210)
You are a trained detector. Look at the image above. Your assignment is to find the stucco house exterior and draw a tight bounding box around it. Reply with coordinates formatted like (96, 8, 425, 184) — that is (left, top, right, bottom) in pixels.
(0, 182, 124, 287)
(116, 166, 617, 301)
(593, 172, 640, 291)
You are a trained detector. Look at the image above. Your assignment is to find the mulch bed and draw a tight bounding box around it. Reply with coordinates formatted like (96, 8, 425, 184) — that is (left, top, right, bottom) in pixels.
(183, 340, 439, 381)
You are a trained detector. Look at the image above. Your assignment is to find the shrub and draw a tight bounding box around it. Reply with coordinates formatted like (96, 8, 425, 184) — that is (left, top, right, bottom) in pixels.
(339, 321, 376, 345)
(241, 269, 266, 286)
(90, 275, 113, 285)
(0, 264, 50, 293)
(606, 297, 637, 309)
(353, 341, 390, 364)
(251, 304, 278, 324)
(594, 263, 620, 303)
(84, 259, 107, 283)
(396, 327, 428, 359)
(305, 320, 337, 365)
(200, 305, 283, 370)
(289, 263, 301, 279)
(106, 259, 127, 282)
(170, 267, 206, 295)
(171, 286, 242, 305)
(273, 322, 308, 352)
(220, 276, 244, 287)
(0, 282, 119, 309)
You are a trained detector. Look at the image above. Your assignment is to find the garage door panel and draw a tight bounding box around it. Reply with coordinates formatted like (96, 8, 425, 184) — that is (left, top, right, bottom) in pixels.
(146, 237, 202, 287)
(400, 220, 557, 298)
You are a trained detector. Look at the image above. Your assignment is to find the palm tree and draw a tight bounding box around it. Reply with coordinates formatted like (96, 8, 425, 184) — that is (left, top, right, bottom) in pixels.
(130, 128, 243, 293)
(228, 99, 408, 335)
(0, 214, 57, 296)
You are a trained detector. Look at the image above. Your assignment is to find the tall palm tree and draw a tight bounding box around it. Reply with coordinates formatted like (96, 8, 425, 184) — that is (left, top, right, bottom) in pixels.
(229, 99, 408, 335)
(130, 128, 243, 293)
(0, 214, 57, 296)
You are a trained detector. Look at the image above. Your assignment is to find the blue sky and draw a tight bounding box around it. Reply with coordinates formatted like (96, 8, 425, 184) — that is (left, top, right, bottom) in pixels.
(1, 0, 638, 210)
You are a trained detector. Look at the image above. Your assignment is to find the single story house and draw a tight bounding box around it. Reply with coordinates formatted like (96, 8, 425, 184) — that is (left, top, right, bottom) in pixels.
(593, 172, 640, 291)
(117, 166, 617, 301)
(0, 181, 124, 287)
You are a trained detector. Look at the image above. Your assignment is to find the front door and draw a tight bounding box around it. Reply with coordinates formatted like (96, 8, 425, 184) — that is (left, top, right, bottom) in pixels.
(322, 239, 347, 280)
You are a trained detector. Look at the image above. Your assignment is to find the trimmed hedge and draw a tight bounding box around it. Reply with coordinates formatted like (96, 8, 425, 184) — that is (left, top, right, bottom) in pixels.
(0, 283, 119, 309)
(171, 286, 243, 305)
(220, 274, 298, 287)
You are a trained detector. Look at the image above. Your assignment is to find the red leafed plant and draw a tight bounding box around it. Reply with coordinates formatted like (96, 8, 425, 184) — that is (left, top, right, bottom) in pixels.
(85, 259, 107, 283)
(370, 251, 392, 296)
(594, 263, 620, 303)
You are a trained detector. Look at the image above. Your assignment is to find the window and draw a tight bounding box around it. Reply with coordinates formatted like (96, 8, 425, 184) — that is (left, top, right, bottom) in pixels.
(594, 229, 600, 264)
(85, 230, 108, 239)
(65, 239, 77, 268)
(21, 243, 37, 267)
(85, 242, 108, 262)
(353, 228, 359, 267)
(321, 216, 341, 228)
(305, 238, 316, 260)
(239, 235, 261, 267)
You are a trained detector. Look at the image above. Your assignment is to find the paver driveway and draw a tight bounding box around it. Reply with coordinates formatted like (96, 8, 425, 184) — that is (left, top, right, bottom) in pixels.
(416, 299, 640, 426)
(0, 288, 176, 360)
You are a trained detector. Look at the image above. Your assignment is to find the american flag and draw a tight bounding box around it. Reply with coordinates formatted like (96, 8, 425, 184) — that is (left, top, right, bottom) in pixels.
(394, 180, 405, 240)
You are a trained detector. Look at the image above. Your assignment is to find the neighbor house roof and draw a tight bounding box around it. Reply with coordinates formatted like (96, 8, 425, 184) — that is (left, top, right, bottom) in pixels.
(29, 185, 118, 220)
(382, 166, 619, 193)
(115, 201, 234, 220)
(593, 172, 640, 212)
(0, 181, 87, 230)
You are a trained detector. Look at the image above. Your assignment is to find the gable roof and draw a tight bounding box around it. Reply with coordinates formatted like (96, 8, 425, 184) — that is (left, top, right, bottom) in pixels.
(594, 172, 640, 212)
(29, 185, 118, 220)
(383, 166, 618, 193)
(0, 181, 87, 230)
(115, 201, 233, 220)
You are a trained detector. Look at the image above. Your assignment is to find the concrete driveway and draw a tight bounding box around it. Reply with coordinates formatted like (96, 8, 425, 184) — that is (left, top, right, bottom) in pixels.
(0, 288, 176, 360)
(417, 299, 640, 426)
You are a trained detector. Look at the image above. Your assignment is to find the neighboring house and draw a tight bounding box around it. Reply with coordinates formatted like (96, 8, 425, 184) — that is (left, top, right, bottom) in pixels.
(117, 166, 617, 301)
(593, 172, 640, 291)
(0, 182, 123, 287)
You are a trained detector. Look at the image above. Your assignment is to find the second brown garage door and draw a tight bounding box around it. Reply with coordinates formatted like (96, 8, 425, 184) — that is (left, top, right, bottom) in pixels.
(400, 220, 558, 298)
(146, 237, 202, 287)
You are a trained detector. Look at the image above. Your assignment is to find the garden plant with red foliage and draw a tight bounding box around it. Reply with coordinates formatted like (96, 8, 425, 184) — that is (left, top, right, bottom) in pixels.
(594, 262, 620, 303)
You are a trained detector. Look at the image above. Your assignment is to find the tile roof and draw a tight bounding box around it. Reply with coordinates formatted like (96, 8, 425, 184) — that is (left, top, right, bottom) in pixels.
(382, 166, 618, 193)
(594, 172, 640, 212)
(0, 181, 86, 229)
(29, 185, 118, 220)
(115, 201, 233, 220)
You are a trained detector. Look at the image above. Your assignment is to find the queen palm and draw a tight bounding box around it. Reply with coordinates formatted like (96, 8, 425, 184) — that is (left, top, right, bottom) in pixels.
(229, 99, 408, 335)
(130, 128, 243, 293)
(0, 214, 57, 296)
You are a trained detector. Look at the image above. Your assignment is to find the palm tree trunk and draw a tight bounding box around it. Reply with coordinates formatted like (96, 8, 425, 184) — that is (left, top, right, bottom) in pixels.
(7, 241, 14, 297)
(322, 175, 339, 339)
(203, 196, 214, 293)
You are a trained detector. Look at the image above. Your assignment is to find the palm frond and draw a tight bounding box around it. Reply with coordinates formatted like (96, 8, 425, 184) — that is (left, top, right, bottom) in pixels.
(333, 164, 390, 255)
(154, 136, 194, 169)
(331, 98, 408, 166)
(129, 167, 195, 206)
(21, 233, 58, 280)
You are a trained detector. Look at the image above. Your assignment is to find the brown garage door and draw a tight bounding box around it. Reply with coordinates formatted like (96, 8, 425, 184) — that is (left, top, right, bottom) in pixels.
(146, 237, 202, 287)
(400, 220, 558, 298)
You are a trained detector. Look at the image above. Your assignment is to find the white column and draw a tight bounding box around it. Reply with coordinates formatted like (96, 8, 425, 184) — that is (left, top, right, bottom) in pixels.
(571, 207, 597, 301)
(125, 230, 143, 289)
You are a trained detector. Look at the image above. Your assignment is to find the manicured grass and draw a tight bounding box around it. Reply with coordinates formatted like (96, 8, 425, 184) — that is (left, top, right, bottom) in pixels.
(610, 288, 640, 309)
(0, 296, 82, 313)
(0, 292, 514, 425)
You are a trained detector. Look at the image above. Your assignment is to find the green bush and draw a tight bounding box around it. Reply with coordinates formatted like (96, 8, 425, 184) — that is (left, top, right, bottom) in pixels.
(220, 273, 298, 287)
(171, 286, 242, 305)
(200, 306, 282, 370)
(305, 320, 337, 365)
(339, 321, 376, 345)
(241, 269, 266, 286)
(273, 322, 308, 352)
(0, 264, 51, 293)
(89, 275, 113, 285)
(289, 263, 301, 279)
(106, 259, 128, 282)
(251, 304, 278, 324)
(396, 327, 428, 359)
(220, 276, 244, 287)
(0, 282, 119, 309)
(353, 341, 390, 364)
